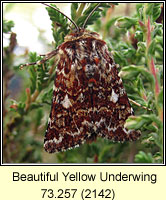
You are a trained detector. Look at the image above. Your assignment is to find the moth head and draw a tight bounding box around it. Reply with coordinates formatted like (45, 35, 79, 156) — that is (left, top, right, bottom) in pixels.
(64, 29, 100, 42)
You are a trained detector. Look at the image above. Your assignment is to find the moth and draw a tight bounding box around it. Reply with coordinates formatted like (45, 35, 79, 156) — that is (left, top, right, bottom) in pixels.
(22, 3, 141, 153)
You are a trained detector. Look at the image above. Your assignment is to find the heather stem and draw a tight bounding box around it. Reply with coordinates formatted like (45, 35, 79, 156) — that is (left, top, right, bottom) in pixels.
(143, 9, 162, 123)
(76, 3, 86, 19)
(103, 6, 114, 40)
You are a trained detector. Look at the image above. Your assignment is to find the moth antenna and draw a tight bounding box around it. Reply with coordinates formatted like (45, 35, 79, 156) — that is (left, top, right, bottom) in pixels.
(82, 3, 101, 29)
(42, 3, 79, 31)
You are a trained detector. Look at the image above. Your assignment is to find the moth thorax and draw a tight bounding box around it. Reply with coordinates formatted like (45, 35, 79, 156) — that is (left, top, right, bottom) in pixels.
(84, 64, 96, 78)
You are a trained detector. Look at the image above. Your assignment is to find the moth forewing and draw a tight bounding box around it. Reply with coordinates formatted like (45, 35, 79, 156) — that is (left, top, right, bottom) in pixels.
(44, 28, 141, 153)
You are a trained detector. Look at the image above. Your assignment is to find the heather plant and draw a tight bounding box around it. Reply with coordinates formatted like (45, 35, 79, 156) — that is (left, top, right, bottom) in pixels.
(3, 3, 163, 163)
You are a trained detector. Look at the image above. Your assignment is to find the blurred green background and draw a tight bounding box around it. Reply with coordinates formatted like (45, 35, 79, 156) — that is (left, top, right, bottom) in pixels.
(3, 3, 163, 163)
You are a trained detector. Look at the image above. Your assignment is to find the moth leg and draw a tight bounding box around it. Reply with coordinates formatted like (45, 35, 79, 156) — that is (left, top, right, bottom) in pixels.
(129, 98, 152, 111)
(20, 49, 58, 69)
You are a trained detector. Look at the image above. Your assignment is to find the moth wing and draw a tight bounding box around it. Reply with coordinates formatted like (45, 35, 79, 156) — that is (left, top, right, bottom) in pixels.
(44, 45, 94, 153)
(44, 37, 141, 153)
(91, 39, 141, 141)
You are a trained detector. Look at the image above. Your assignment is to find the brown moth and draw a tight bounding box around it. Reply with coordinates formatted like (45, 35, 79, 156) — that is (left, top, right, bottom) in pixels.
(22, 3, 141, 153)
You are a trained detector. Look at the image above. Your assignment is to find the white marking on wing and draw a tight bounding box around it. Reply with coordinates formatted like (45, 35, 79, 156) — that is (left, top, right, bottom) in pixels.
(61, 94, 72, 109)
(44, 135, 63, 146)
(110, 89, 119, 103)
